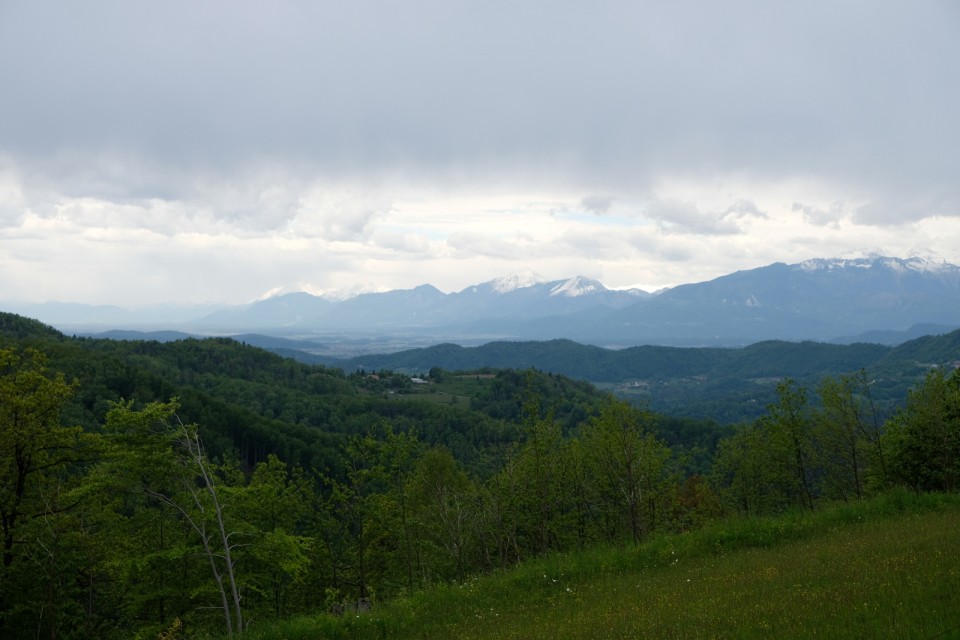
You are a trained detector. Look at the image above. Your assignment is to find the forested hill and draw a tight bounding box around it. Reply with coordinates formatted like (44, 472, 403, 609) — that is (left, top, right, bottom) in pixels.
(303, 331, 960, 423)
(328, 333, 960, 381)
(0, 312, 614, 476)
(9, 309, 959, 427)
(0, 309, 725, 490)
(326, 339, 891, 380)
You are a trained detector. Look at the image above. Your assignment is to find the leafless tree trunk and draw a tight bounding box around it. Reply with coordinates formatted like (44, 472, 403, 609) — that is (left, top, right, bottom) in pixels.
(149, 417, 244, 635)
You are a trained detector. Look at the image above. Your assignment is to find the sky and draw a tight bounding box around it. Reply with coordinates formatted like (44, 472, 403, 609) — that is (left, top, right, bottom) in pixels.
(1, 1, 959, 307)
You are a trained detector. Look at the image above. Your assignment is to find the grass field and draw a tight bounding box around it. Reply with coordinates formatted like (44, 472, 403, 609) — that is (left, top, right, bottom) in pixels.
(239, 490, 960, 640)
(385, 374, 497, 409)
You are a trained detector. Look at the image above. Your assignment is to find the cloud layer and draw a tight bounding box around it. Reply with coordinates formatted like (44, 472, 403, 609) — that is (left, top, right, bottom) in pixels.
(1, 1, 958, 305)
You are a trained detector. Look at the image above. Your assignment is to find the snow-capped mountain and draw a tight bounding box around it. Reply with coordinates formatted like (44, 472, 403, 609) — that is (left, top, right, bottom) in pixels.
(155, 272, 645, 336)
(181, 257, 960, 344)
(550, 276, 605, 297)
(798, 256, 958, 275)
(591, 256, 960, 345)
(12, 256, 960, 347)
(486, 270, 547, 294)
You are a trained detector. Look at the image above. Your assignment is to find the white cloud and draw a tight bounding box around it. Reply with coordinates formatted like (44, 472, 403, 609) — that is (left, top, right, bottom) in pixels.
(369, 230, 434, 255)
(292, 187, 393, 242)
(0, 164, 26, 227)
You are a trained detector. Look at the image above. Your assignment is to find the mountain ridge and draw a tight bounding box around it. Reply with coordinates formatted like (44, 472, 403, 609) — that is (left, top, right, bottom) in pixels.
(5, 256, 960, 347)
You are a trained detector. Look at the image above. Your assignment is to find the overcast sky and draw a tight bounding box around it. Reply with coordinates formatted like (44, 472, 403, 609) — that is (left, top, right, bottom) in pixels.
(1, 1, 958, 306)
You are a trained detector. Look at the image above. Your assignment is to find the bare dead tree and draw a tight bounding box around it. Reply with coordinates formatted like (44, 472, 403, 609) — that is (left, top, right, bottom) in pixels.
(147, 416, 245, 636)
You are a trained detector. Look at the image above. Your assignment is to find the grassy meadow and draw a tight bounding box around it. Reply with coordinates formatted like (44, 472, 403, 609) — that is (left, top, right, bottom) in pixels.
(236, 490, 960, 640)
(386, 374, 497, 408)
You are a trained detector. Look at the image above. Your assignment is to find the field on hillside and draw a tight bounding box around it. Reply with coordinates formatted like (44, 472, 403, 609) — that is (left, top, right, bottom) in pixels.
(240, 492, 960, 640)
(384, 374, 497, 409)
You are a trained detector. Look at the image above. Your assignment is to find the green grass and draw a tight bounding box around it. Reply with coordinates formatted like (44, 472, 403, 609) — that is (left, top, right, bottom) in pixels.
(387, 375, 496, 408)
(386, 390, 472, 408)
(239, 490, 960, 640)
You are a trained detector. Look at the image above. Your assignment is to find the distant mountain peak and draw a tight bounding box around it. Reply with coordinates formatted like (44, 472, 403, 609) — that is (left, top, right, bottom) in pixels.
(549, 276, 605, 297)
(489, 270, 547, 294)
(251, 282, 392, 304)
(310, 284, 390, 301)
(250, 286, 289, 303)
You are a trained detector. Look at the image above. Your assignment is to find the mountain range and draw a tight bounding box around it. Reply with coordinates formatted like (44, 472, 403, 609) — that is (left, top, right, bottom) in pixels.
(7, 256, 960, 349)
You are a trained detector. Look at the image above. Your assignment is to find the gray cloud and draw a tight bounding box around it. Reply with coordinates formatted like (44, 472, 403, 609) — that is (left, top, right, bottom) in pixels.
(1, 1, 956, 205)
(725, 200, 767, 220)
(1, 1, 958, 305)
(645, 200, 763, 235)
(792, 201, 846, 228)
(853, 195, 960, 226)
(580, 195, 615, 215)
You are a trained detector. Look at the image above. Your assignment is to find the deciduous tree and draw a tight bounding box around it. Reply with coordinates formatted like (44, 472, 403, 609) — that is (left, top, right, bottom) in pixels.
(0, 348, 91, 636)
(883, 368, 960, 492)
(580, 400, 672, 542)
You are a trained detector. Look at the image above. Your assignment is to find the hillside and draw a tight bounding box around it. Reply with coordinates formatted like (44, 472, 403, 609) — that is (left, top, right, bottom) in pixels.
(328, 338, 893, 381)
(243, 492, 960, 640)
(321, 330, 960, 423)
(0, 313, 615, 476)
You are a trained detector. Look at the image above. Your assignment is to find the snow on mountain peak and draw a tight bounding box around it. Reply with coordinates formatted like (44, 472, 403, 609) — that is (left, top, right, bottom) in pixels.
(314, 283, 390, 301)
(489, 270, 547, 293)
(896, 256, 957, 274)
(251, 283, 387, 303)
(549, 276, 604, 297)
(797, 257, 868, 272)
(250, 286, 288, 303)
(797, 255, 955, 275)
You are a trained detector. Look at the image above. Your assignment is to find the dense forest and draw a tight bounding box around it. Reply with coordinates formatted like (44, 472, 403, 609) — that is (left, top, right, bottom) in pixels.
(1, 311, 958, 639)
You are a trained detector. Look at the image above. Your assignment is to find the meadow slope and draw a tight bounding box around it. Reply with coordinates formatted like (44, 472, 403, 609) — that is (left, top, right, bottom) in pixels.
(242, 491, 960, 640)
